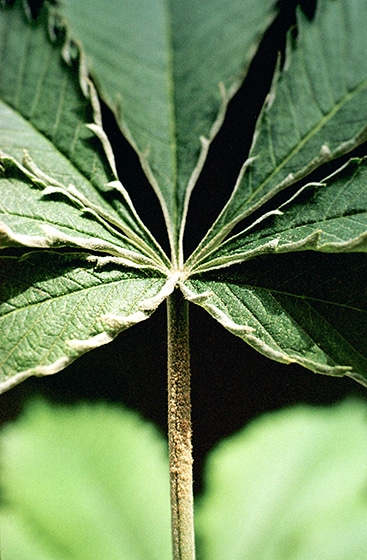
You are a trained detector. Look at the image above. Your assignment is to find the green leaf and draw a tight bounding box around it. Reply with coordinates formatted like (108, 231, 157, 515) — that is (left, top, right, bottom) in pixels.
(0, 400, 171, 560)
(191, 157, 367, 272)
(0, 1, 167, 267)
(0, 251, 172, 393)
(57, 0, 278, 263)
(182, 252, 367, 385)
(188, 0, 367, 268)
(196, 400, 367, 560)
(3, 400, 367, 560)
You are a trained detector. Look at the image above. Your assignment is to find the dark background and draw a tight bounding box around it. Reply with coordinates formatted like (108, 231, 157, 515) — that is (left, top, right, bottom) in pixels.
(1, 0, 366, 493)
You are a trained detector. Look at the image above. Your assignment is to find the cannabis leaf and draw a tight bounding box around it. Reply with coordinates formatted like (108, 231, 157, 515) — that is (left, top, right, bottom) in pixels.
(1, 0, 367, 392)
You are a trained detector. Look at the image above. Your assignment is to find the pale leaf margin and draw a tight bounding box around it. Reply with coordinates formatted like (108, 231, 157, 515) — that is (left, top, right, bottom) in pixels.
(188, 157, 367, 273)
(0, 149, 169, 272)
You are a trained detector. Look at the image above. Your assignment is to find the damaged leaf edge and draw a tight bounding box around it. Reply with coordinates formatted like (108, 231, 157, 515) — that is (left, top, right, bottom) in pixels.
(191, 157, 367, 273)
(47, 4, 171, 267)
(0, 146, 169, 271)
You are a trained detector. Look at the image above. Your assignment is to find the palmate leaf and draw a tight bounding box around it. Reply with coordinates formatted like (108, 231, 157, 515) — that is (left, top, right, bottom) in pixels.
(1, 0, 367, 393)
(57, 0, 277, 263)
(0, 0, 279, 391)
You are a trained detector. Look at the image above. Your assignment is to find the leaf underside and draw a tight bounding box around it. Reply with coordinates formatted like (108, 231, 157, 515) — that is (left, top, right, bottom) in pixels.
(1, 0, 367, 390)
(0, 251, 167, 391)
(183, 252, 367, 383)
(57, 0, 277, 263)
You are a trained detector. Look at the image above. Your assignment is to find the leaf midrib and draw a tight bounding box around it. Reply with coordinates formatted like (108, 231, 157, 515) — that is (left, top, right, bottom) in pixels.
(211, 280, 366, 315)
(164, 0, 178, 265)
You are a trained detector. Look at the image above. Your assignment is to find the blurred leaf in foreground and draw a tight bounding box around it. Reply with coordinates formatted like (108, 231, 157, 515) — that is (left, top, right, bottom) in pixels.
(196, 400, 367, 560)
(2, 400, 367, 560)
(0, 401, 171, 560)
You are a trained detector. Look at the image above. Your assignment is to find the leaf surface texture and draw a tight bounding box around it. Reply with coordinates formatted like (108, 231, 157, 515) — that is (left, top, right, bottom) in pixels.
(0, 252, 167, 390)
